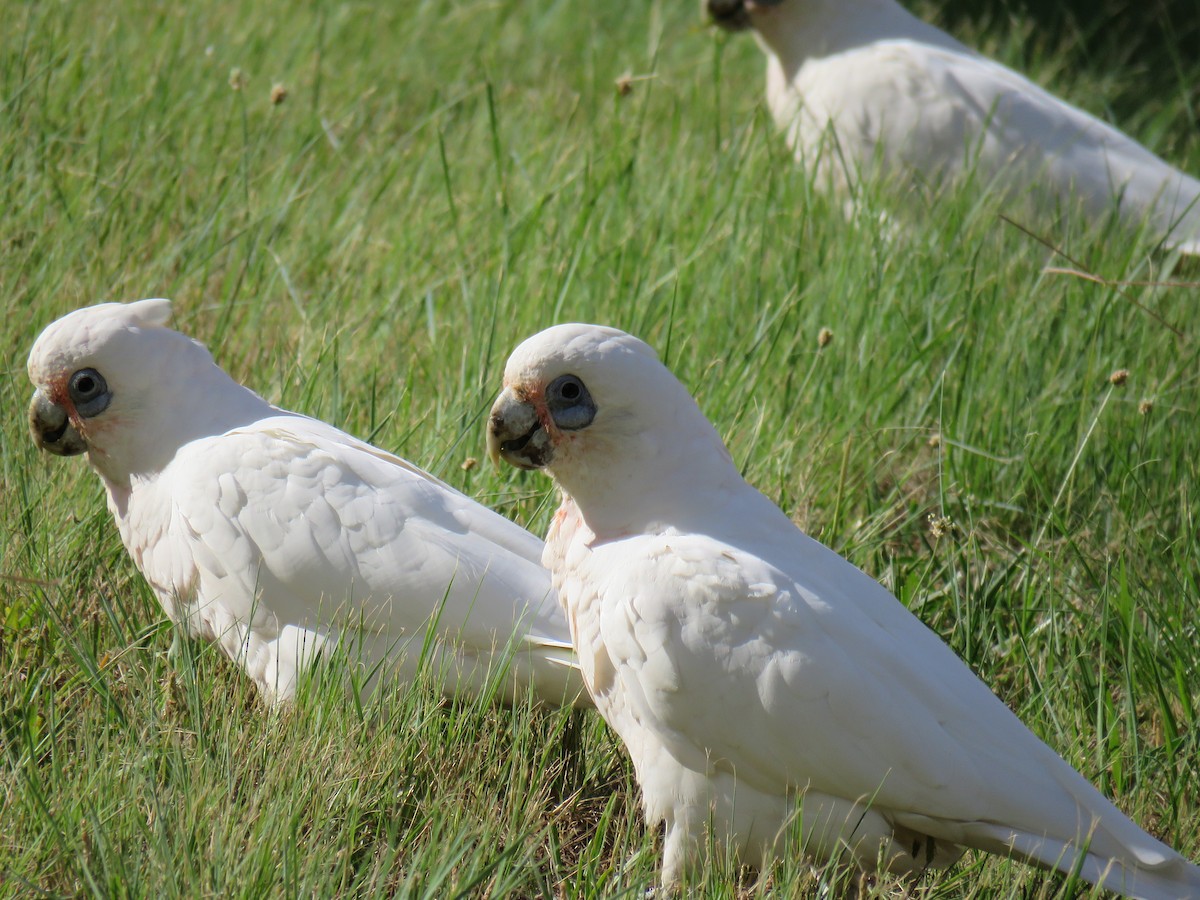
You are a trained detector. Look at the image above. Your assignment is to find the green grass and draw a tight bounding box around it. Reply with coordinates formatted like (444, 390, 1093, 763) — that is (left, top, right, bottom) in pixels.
(2, 0, 1199, 895)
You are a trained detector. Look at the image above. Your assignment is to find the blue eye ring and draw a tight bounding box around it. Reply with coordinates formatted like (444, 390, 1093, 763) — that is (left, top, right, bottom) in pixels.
(547, 374, 596, 432)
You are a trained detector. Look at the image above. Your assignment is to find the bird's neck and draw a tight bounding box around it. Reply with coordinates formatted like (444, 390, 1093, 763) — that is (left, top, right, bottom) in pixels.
(552, 415, 743, 543)
(89, 370, 277, 489)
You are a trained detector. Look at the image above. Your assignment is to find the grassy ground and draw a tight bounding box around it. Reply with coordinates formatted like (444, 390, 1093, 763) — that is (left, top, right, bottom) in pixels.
(2, 1, 1199, 896)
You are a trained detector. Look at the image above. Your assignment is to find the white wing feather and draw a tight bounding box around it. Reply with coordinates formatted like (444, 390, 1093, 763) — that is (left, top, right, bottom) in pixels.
(569, 491, 1198, 896)
(127, 414, 581, 706)
(491, 321, 1200, 895)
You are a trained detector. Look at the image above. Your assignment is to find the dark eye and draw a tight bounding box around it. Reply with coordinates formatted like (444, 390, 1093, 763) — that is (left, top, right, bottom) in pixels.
(68, 368, 111, 418)
(559, 379, 581, 401)
(546, 374, 596, 431)
(73, 372, 98, 396)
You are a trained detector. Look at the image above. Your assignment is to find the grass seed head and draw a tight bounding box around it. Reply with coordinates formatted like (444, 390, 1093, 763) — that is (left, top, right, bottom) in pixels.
(928, 513, 953, 539)
(817, 326, 833, 349)
(229, 67, 246, 91)
(1139, 398, 1153, 416)
(270, 83, 287, 105)
(1109, 368, 1129, 386)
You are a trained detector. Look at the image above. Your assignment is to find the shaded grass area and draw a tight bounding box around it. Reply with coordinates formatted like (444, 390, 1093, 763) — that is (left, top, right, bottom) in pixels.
(1, 0, 1198, 895)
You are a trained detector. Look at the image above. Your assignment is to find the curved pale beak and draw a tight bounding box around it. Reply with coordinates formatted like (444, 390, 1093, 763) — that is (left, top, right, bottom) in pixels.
(29, 389, 87, 456)
(487, 389, 554, 471)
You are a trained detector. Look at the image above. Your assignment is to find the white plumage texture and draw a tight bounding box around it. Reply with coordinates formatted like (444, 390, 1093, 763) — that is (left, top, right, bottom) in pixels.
(27, 300, 585, 708)
(488, 323, 1200, 897)
(713, 0, 1200, 252)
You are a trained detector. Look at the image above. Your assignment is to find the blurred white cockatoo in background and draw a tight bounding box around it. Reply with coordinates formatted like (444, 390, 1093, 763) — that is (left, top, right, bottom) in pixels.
(707, 0, 1200, 252)
(487, 323, 1200, 897)
(28, 300, 586, 708)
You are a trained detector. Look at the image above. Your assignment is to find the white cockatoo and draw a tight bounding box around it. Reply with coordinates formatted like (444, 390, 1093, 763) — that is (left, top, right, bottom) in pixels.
(28, 299, 587, 708)
(706, 0, 1200, 252)
(487, 323, 1200, 897)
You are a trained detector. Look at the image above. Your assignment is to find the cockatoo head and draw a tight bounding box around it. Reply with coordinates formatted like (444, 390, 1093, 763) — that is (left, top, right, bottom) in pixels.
(487, 324, 734, 536)
(487, 324, 645, 474)
(27, 299, 257, 485)
(706, 0, 785, 32)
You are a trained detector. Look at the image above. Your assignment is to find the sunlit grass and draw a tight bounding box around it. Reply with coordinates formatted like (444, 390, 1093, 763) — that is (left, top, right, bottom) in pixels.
(2, 0, 1198, 895)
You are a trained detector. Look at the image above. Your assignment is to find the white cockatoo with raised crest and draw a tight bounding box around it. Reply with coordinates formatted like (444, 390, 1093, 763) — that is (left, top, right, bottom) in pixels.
(28, 299, 587, 708)
(487, 322, 1200, 898)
